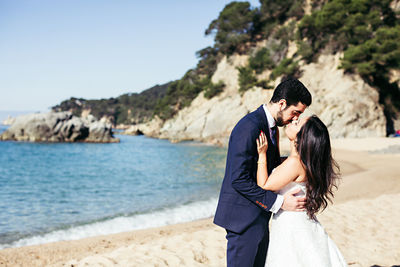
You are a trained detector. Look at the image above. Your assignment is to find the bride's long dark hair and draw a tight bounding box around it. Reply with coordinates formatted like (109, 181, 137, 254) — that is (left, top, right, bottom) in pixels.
(296, 115, 340, 220)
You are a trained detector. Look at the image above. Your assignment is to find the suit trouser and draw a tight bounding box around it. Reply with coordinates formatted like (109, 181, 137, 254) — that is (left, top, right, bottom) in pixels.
(226, 216, 269, 267)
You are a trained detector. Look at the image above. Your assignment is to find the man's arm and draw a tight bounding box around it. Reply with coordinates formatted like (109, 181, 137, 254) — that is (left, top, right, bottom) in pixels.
(282, 188, 306, 211)
(229, 123, 277, 211)
(269, 195, 284, 213)
(230, 121, 305, 212)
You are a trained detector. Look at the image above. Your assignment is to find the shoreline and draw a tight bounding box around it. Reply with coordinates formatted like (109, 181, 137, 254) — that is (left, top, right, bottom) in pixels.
(0, 218, 219, 267)
(1, 138, 400, 266)
(0, 196, 220, 250)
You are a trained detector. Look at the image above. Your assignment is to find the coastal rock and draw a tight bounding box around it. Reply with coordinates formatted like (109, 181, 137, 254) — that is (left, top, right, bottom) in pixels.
(122, 116, 163, 138)
(211, 54, 248, 96)
(299, 53, 386, 138)
(86, 121, 116, 142)
(2, 115, 16, 126)
(123, 125, 144, 136)
(0, 112, 119, 143)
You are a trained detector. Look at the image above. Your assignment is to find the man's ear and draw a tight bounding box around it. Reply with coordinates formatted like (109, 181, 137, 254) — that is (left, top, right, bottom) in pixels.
(278, 99, 287, 111)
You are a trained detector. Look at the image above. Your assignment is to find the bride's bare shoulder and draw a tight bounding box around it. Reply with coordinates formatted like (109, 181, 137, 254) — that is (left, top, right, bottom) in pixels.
(284, 155, 305, 171)
(284, 155, 302, 166)
(285, 155, 307, 182)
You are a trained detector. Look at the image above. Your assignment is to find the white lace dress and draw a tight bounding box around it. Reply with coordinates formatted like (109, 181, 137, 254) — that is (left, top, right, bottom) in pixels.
(265, 182, 347, 267)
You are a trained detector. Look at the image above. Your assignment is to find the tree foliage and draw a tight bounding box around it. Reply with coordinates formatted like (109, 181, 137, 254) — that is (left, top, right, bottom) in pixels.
(340, 26, 400, 77)
(195, 46, 221, 76)
(203, 79, 225, 99)
(297, 0, 400, 133)
(238, 66, 258, 93)
(249, 47, 275, 74)
(205, 2, 257, 55)
(270, 58, 300, 80)
(298, 0, 397, 56)
(153, 71, 225, 120)
(53, 83, 169, 125)
(259, 0, 305, 23)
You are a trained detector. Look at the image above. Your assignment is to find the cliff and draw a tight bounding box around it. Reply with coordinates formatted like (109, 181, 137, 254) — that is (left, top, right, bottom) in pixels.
(125, 51, 386, 146)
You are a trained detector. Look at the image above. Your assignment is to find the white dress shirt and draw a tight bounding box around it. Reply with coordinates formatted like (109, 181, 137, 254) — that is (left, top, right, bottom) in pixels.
(262, 104, 284, 213)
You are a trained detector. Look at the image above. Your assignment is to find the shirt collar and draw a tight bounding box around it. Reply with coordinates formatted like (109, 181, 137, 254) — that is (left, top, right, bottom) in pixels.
(263, 104, 276, 128)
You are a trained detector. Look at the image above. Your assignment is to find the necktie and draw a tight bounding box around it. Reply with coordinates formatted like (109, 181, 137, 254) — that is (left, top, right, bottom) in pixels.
(270, 126, 277, 146)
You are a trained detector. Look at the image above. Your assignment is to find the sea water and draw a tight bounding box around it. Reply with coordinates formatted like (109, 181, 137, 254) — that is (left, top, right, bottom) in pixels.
(0, 125, 227, 248)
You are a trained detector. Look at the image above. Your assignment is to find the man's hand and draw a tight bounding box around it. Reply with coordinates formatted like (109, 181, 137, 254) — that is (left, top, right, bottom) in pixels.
(281, 188, 306, 211)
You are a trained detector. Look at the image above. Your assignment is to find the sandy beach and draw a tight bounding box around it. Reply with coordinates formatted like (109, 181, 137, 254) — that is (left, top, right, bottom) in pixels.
(1, 138, 400, 267)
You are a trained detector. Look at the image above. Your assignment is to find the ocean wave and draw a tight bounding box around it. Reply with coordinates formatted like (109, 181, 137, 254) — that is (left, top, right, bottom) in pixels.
(0, 198, 218, 249)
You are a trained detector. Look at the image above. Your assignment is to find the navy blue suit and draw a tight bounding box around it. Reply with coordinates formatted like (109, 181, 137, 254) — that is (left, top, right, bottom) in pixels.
(214, 105, 281, 267)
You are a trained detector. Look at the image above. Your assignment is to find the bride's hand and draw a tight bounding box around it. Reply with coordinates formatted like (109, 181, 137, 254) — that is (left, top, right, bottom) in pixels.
(256, 131, 268, 154)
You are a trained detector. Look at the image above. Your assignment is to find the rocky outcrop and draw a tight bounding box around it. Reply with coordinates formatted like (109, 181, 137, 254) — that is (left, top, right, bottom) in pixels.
(122, 116, 163, 138)
(158, 88, 272, 146)
(124, 52, 386, 145)
(0, 112, 119, 143)
(2, 116, 16, 126)
(300, 53, 386, 138)
(391, 0, 400, 13)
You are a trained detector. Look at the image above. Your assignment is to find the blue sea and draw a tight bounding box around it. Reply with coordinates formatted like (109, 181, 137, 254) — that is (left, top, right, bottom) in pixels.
(0, 125, 226, 249)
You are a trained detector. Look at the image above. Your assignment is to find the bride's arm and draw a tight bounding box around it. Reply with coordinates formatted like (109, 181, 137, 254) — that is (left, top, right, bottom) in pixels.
(256, 131, 269, 188)
(262, 157, 301, 191)
(257, 132, 301, 191)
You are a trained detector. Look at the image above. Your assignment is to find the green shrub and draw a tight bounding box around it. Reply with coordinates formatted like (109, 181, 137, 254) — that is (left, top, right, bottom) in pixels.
(298, 0, 396, 55)
(296, 40, 314, 62)
(272, 21, 296, 44)
(204, 80, 225, 99)
(249, 47, 275, 74)
(238, 66, 258, 93)
(153, 72, 225, 119)
(196, 46, 221, 76)
(340, 25, 400, 78)
(255, 79, 274, 90)
(270, 58, 299, 80)
(259, 0, 305, 23)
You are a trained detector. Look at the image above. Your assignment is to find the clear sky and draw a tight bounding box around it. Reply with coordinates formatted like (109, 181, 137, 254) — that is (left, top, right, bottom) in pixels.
(0, 0, 260, 112)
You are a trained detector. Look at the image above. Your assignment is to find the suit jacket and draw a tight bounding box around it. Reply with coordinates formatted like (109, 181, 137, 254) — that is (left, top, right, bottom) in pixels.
(213, 105, 281, 233)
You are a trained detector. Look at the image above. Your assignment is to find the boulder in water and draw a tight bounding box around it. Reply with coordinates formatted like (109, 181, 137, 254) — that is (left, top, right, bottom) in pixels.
(0, 111, 119, 143)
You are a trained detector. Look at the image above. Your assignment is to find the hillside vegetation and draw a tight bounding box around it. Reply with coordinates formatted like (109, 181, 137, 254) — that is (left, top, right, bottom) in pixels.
(52, 83, 169, 125)
(53, 0, 400, 132)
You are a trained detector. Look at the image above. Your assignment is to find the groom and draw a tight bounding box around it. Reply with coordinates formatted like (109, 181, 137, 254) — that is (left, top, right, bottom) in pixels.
(214, 78, 312, 267)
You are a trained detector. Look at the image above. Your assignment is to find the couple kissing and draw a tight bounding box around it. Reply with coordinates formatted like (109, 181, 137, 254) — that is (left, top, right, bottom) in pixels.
(214, 79, 347, 267)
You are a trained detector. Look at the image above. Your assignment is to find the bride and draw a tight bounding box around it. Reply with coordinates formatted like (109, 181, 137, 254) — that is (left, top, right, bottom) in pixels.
(256, 115, 347, 266)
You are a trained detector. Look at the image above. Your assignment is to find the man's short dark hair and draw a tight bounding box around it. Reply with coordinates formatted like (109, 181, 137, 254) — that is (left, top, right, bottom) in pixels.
(270, 78, 312, 107)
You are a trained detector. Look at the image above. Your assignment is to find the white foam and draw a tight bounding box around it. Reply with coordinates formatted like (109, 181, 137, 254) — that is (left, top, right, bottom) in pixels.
(0, 198, 218, 249)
